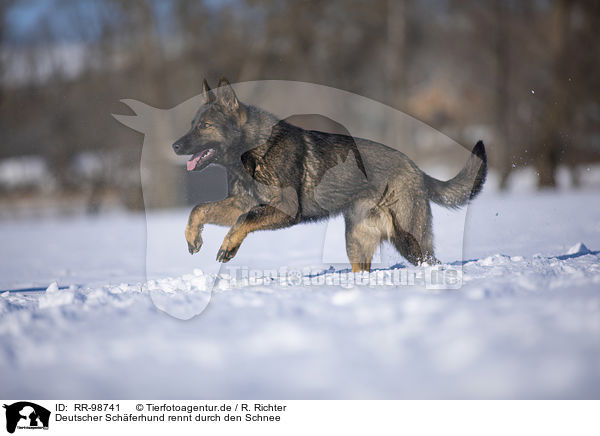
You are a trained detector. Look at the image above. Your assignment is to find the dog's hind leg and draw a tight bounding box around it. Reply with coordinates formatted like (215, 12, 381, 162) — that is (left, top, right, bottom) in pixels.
(390, 229, 425, 265)
(389, 200, 438, 265)
(343, 209, 384, 273)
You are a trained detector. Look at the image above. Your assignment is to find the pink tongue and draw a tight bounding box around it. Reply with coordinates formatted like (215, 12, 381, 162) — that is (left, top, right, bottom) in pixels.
(187, 155, 201, 171)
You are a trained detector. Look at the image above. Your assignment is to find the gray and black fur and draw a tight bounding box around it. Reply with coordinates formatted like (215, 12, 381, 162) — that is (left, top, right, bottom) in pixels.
(173, 78, 487, 271)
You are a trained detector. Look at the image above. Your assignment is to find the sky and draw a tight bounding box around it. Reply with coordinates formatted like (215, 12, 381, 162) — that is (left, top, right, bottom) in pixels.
(3, 0, 234, 45)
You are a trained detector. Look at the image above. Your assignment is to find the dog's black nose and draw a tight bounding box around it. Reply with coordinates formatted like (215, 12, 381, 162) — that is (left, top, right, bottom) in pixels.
(172, 140, 182, 154)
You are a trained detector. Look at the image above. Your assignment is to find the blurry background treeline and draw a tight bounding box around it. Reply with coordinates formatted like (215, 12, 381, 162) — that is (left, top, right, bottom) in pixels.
(0, 0, 599, 217)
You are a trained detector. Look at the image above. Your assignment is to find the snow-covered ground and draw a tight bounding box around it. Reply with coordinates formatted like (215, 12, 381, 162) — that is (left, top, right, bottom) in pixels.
(1, 185, 599, 398)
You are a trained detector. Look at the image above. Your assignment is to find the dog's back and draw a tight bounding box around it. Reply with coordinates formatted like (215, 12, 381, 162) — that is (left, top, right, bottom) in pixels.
(239, 114, 487, 268)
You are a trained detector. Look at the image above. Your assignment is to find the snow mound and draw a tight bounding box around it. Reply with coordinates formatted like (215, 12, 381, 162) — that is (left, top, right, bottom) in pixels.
(38, 281, 74, 308)
(566, 242, 591, 255)
(478, 254, 512, 266)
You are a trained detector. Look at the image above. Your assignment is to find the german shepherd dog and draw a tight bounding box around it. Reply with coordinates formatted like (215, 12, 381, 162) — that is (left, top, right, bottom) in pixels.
(172, 78, 487, 272)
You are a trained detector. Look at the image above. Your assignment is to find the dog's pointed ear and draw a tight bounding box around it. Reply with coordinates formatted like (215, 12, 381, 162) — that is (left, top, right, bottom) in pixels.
(202, 79, 215, 104)
(217, 77, 239, 111)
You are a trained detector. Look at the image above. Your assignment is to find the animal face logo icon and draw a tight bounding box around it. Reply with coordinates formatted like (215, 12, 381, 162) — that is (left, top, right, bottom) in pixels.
(3, 402, 50, 433)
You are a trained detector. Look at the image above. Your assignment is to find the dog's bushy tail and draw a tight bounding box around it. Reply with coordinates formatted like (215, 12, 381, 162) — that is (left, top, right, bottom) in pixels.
(424, 140, 487, 209)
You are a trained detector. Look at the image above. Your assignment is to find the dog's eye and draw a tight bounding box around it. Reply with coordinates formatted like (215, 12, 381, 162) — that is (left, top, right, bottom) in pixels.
(198, 122, 213, 129)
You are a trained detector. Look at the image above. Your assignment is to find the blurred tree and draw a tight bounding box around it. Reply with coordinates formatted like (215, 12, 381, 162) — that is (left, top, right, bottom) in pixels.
(535, 0, 571, 188)
(493, 0, 511, 190)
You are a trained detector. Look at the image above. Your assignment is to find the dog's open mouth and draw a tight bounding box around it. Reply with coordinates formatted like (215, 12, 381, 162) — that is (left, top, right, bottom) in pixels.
(187, 148, 216, 171)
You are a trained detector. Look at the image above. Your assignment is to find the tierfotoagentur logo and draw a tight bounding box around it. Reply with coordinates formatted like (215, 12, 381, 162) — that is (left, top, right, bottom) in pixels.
(3, 402, 50, 434)
(218, 265, 462, 289)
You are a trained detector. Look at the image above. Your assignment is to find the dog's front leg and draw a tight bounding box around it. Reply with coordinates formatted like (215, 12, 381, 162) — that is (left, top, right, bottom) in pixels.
(185, 197, 250, 254)
(216, 203, 299, 262)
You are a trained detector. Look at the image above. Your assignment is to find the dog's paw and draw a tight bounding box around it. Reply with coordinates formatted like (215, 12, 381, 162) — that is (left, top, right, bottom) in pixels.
(185, 229, 203, 255)
(216, 240, 240, 263)
(187, 237, 203, 254)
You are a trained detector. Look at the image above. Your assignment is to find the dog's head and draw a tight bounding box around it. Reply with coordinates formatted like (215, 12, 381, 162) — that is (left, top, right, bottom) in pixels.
(172, 77, 245, 171)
